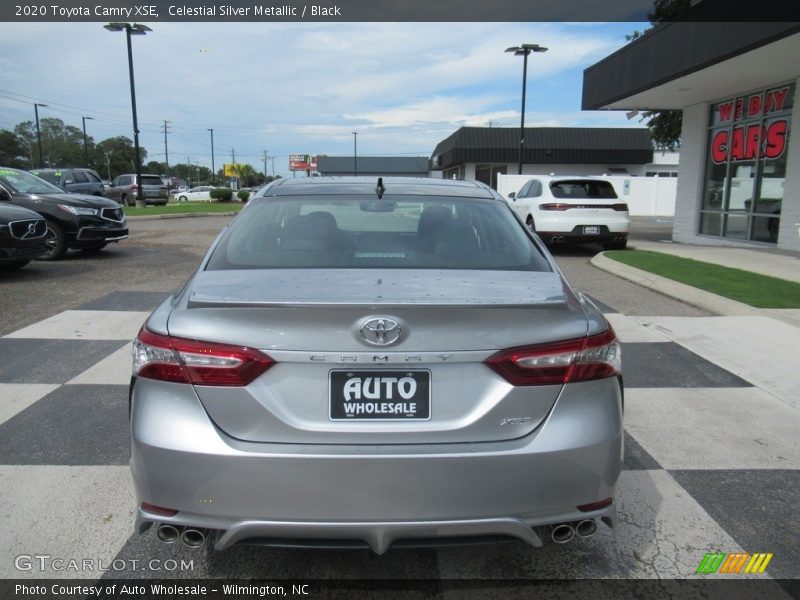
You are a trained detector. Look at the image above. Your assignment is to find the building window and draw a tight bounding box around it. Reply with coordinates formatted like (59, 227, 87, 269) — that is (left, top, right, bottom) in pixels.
(475, 164, 507, 189)
(701, 83, 793, 243)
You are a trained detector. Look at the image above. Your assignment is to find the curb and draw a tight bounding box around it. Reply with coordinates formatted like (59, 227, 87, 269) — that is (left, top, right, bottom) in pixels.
(126, 211, 240, 221)
(590, 252, 761, 317)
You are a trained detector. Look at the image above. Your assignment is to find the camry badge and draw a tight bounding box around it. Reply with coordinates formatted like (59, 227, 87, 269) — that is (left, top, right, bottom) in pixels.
(359, 317, 402, 347)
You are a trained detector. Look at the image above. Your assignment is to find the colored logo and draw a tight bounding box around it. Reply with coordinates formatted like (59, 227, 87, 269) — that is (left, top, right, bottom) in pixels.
(696, 552, 773, 574)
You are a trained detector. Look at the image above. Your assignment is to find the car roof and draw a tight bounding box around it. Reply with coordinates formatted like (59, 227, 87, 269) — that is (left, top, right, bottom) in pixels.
(263, 176, 497, 199)
(522, 175, 611, 183)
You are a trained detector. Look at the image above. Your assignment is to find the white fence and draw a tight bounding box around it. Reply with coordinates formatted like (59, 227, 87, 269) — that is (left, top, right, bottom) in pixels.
(496, 174, 677, 217)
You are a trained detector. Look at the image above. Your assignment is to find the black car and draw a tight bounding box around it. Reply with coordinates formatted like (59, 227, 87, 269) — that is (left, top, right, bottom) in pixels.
(0, 203, 48, 269)
(29, 168, 106, 196)
(0, 167, 128, 260)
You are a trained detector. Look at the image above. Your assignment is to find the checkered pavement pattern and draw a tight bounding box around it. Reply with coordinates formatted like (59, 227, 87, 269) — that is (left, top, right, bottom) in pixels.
(0, 290, 797, 589)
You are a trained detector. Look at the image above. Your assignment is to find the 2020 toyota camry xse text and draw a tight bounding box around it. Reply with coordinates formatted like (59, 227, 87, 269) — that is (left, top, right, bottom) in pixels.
(130, 177, 623, 553)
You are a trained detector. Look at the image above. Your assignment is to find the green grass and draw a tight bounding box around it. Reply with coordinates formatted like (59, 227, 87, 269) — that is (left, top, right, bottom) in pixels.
(123, 201, 244, 217)
(605, 250, 800, 308)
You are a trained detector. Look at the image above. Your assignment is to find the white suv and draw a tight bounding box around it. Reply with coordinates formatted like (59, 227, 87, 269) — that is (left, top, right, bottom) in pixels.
(508, 176, 630, 250)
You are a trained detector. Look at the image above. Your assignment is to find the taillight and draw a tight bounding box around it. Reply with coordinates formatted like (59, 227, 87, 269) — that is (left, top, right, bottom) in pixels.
(484, 328, 620, 386)
(132, 327, 274, 386)
(612, 203, 629, 211)
(131, 184, 138, 191)
(538, 203, 571, 211)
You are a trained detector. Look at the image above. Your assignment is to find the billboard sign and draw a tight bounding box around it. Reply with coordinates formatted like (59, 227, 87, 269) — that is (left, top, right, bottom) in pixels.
(289, 154, 318, 171)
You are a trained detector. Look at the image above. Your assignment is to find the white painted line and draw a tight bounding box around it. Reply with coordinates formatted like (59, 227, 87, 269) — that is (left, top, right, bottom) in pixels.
(68, 343, 133, 386)
(0, 384, 59, 426)
(633, 315, 800, 410)
(0, 466, 135, 579)
(6, 311, 149, 341)
(625, 387, 800, 470)
(605, 313, 671, 343)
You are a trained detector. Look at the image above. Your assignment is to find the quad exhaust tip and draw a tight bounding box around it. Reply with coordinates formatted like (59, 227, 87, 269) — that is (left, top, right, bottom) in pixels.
(550, 523, 575, 544)
(181, 528, 206, 547)
(156, 524, 180, 544)
(576, 519, 598, 538)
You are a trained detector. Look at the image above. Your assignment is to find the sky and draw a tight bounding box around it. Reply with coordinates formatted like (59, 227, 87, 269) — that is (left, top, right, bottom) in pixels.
(0, 21, 646, 178)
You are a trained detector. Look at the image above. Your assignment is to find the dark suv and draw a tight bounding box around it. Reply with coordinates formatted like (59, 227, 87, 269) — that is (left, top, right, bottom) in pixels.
(29, 168, 106, 196)
(106, 174, 168, 206)
(0, 167, 127, 260)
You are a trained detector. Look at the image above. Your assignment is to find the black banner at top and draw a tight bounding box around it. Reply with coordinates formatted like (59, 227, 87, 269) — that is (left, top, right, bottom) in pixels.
(1, 0, 799, 22)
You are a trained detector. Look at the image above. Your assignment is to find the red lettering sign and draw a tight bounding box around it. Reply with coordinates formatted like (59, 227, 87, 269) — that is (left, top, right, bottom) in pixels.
(747, 94, 762, 118)
(711, 119, 788, 164)
(718, 101, 734, 122)
(765, 87, 789, 113)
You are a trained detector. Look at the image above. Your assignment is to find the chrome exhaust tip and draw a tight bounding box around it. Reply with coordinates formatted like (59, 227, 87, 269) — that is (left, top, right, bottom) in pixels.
(156, 524, 180, 544)
(576, 519, 598, 538)
(181, 528, 206, 548)
(550, 523, 575, 544)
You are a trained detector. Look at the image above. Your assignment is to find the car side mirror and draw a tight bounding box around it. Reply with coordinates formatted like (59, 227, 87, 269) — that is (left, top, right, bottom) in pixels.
(508, 192, 516, 200)
(0, 188, 10, 201)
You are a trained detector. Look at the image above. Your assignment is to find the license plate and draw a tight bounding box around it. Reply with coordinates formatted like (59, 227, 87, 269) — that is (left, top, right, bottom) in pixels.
(583, 226, 600, 235)
(329, 370, 430, 420)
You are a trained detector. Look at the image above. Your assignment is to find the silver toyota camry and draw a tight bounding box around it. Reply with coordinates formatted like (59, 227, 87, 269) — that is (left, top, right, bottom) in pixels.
(130, 176, 623, 553)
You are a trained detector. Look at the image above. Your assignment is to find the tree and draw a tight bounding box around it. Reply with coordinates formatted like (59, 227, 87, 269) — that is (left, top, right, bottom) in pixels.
(231, 163, 257, 186)
(627, 0, 691, 150)
(0, 129, 30, 168)
(13, 117, 89, 167)
(145, 160, 167, 175)
(94, 136, 147, 180)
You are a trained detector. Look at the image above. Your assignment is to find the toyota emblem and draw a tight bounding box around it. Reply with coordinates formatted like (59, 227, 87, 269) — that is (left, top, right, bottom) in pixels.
(359, 317, 403, 347)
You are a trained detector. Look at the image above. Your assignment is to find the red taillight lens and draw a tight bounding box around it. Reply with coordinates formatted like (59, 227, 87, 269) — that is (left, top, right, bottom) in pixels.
(484, 328, 620, 386)
(612, 203, 629, 211)
(141, 502, 179, 517)
(577, 497, 614, 512)
(133, 327, 274, 386)
(538, 203, 572, 211)
(131, 184, 138, 191)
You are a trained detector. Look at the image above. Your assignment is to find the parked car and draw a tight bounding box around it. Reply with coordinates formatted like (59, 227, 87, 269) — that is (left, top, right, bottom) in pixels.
(106, 174, 168, 206)
(174, 186, 214, 202)
(0, 203, 48, 269)
(130, 176, 623, 552)
(508, 176, 630, 250)
(29, 168, 106, 197)
(0, 167, 128, 260)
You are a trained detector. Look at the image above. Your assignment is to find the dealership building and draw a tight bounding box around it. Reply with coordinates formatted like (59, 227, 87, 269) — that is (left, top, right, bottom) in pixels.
(583, 20, 800, 251)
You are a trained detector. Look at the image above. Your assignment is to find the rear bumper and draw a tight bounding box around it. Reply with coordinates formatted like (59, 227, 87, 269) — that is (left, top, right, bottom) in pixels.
(130, 377, 623, 552)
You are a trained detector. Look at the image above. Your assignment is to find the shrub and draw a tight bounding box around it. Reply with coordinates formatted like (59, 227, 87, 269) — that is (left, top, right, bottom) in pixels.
(210, 187, 233, 202)
(237, 190, 250, 202)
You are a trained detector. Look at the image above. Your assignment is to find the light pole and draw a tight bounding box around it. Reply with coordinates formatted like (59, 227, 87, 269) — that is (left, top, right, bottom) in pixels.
(34, 103, 47, 168)
(352, 132, 358, 176)
(104, 22, 151, 204)
(207, 128, 215, 185)
(81, 116, 94, 167)
(505, 43, 548, 175)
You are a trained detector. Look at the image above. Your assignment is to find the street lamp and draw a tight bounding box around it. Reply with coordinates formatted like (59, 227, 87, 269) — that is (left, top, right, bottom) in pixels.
(104, 22, 151, 203)
(352, 132, 358, 176)
(34, 103, 48, 168)
(505, 43, 548, 175)
(81, 116, 94, 167)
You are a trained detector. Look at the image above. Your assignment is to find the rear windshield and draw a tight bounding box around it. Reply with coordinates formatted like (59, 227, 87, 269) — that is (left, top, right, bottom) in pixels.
(550, 180, 618, 199)
(140, 176, 164, 186)
(206, 195, 550, 271)
(30, 171, 59, 184)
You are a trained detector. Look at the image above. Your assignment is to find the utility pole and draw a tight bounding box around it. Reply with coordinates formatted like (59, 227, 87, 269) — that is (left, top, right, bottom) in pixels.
(34, 103, 47, 168)
(231, 148, 236, 165)
(263, 150, 268, 182)
(271, 157, 275, 177)
(161, 120, 171, 177)
(207, 128, 215, 185)
(81, 116, 94, 167)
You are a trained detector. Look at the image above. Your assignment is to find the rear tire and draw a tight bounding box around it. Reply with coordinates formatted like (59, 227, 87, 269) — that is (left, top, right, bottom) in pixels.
(179, 195, 188, 202)
(38, 220, 67, 260)
(603, 238, 628, 251)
